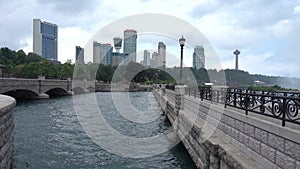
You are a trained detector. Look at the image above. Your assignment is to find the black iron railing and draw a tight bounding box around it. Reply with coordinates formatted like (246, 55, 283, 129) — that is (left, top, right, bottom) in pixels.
(184, 87, 300, 127)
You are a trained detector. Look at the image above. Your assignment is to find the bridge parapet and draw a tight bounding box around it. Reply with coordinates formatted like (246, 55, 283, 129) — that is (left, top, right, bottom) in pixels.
(0, 78, 40, 94)
(0, 78, 74, 99)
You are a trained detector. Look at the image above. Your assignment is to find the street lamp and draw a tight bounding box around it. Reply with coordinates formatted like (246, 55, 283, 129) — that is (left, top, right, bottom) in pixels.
(179, 35, 185, 84)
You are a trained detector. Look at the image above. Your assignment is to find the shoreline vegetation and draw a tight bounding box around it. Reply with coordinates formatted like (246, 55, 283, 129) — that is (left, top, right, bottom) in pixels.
(1, 47, 299, 91)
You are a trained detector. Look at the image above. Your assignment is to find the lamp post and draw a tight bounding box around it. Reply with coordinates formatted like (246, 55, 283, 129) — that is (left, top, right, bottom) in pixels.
(179, 35, 185, 84)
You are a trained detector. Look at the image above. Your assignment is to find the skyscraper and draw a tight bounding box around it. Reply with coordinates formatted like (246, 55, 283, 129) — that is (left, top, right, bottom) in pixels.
(143, 50, 150, 67)
(123, 29, 137, 62)
(152, 52, 160, 68)
(93, 41, 113, 65)
(193, 46, 205, 69)
(75, 46, 84, 64)
(158, 42, 166, 67)
(33, 19, 58, 61)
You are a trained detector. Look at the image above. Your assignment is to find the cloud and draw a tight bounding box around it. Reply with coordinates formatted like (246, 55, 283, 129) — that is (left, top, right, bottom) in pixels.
(187, 0, 300, 77)
(35, 0, 100, 15)
(0, 0, 299, 77)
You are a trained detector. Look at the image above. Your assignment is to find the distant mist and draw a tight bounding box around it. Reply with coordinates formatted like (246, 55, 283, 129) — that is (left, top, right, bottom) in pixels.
(276, 77, 300, 90)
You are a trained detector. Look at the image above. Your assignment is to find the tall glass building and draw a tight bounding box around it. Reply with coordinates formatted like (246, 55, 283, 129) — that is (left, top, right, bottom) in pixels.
(123, 29, 137, 62)
(93, 41, 113, 65)
(193, 46, 205, 69)
(33, 19, 58, 61)
(75, 46, 84, 64)
(158, 42, 166, 67)
(143, 50, 150, 67)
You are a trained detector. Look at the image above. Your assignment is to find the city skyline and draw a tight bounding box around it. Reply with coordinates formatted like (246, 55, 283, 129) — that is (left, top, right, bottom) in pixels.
(0, 1, 299, 78)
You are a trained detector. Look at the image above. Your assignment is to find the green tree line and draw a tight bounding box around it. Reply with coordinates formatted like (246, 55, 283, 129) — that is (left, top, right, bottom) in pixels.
(0, 47, 73, 79)
(1, 47, 294, 88)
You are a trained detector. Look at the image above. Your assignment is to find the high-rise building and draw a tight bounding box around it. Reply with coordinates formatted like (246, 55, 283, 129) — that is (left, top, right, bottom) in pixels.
(150, 58, 155, 68)
(152, 52, 161, 68)
(193, 46, 205, 69)
(75, 46, 84, 64)
(93, 41, 113, 65)
(123, 29, 137, 62)
(158, 42, 166, 67)
(33, 19, 58, 61)
(143, 50, 150, 67)
(111, 52, 129, 66)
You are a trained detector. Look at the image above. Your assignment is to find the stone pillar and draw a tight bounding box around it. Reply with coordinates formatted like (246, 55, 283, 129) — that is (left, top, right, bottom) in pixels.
(67, 91, 75, 95)
(175, 85, 186, 110)
(0, 95, 16, 169)
(83, 79, 89, 93)
(38, 93, 49, 99)
(159, 84, 166, 113)
(38, 76, 45, 80)
(37, 78, 49, 99)
(67, 78, 73, 95)
(161, 84, 166, 96)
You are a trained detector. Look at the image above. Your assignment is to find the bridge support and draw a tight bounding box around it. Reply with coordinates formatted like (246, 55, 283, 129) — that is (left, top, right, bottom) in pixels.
(37, 93, 49, 99)
(67, 91, 74, 95)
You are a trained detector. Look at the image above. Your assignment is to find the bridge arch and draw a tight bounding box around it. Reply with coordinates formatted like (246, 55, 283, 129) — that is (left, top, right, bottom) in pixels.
(86, 86, 95, 92)
(45, 88, 69, 97)
(72, 87, 85, 94)
(3, 89, 39, 99)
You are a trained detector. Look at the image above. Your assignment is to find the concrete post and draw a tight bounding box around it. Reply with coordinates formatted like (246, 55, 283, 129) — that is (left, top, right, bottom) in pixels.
(175, 85, 186, 110)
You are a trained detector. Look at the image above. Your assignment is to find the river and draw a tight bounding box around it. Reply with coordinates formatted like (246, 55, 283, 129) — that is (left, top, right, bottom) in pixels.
(13, 92, 196, 169)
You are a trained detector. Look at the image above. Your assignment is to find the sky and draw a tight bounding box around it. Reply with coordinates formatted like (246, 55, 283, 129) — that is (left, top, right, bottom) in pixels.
(0, 0, 300, 78)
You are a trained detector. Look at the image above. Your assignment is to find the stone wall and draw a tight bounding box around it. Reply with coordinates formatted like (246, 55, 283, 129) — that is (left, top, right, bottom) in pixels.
(0, 94, 16, 169)
(154, 88, 300, 169)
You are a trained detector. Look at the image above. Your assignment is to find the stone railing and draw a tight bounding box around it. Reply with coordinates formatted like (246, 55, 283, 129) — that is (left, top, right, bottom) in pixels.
(155, 86, 300, 169)
(0, 94, 16, 169)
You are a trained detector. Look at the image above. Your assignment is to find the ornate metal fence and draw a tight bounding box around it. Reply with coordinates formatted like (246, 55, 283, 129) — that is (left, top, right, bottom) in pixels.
(184, 87, 300, 127)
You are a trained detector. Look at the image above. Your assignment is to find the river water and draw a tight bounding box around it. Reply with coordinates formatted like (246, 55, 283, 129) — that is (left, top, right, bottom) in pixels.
(13, 92, 196, 169)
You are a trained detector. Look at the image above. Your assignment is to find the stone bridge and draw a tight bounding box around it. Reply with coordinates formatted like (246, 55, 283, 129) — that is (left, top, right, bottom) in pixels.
(0, 78, 95, 99)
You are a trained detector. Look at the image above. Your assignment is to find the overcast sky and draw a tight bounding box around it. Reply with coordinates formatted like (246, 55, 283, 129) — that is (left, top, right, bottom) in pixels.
(1, 0, 300, 78)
